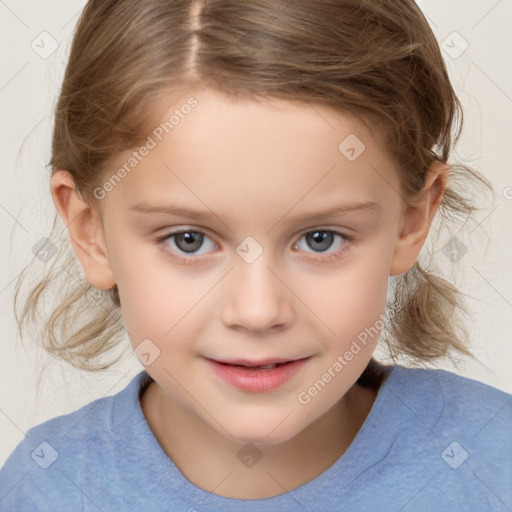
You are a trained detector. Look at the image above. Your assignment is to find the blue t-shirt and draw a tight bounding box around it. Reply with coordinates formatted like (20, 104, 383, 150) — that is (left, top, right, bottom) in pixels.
(1, 362, 511, 511)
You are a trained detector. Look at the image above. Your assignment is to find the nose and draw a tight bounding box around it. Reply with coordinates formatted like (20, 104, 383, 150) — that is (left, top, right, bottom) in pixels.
(221, 255, 293, 333)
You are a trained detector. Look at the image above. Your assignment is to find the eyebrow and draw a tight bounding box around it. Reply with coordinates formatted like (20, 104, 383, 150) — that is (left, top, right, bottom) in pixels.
(130, 200, 380, 223)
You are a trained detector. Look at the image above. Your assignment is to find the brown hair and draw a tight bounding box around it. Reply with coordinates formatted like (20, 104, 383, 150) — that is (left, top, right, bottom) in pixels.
(14, 0, 494, 373)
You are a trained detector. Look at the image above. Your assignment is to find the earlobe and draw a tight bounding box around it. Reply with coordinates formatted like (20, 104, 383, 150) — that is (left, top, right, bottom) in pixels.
(50, 170, 116, 289)
(389, 161, 449, 277)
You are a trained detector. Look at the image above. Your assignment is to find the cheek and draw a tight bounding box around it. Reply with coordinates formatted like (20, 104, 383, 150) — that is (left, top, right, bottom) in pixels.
(107, 241, 175, 342)
(301, 255, 389, 333)
(114, 263, 212, 358)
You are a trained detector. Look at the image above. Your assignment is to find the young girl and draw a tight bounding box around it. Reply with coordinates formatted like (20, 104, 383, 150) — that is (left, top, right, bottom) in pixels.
(1, 0, 511, 510)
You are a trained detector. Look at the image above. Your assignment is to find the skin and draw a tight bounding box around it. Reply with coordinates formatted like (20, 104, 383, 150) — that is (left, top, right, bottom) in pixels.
(50, 87, 448, 499)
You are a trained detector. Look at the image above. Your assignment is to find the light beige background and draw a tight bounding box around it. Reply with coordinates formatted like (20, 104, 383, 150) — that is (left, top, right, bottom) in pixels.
(1, 0, 511, 466)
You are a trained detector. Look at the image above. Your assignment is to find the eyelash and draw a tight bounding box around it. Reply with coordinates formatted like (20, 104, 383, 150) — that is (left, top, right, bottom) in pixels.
(154, 227, 355, 265)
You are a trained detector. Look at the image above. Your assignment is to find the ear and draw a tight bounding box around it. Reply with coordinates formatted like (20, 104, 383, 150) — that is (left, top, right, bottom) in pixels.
(389, 161, 449, 277)
(49, 170, 116, 289)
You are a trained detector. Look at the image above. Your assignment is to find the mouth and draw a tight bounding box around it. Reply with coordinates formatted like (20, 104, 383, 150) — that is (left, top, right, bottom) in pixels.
(204, 356, 312, 392)
(208, 357, 309, 370)
(217, 361, 289, 370)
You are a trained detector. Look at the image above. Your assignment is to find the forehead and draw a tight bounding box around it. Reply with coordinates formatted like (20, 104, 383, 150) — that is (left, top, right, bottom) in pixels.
(99, 88, 401, 220)
(150, 87, 388, 154)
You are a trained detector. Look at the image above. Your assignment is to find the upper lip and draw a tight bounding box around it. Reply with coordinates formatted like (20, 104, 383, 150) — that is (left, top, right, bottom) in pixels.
(206, 356, 310, 367)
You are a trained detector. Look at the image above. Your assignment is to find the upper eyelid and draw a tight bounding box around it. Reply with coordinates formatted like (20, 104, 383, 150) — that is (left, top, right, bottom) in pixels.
(161, 225, 352, 239)
(159, 226, 353, 250)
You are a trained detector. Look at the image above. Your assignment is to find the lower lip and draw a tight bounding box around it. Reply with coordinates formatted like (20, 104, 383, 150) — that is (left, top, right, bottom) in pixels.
(205, 357, 311, 392)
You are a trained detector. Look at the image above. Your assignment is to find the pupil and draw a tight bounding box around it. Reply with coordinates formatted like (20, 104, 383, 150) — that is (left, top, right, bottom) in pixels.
(308, 231, 332, 252)
(177, 232, 202, 253)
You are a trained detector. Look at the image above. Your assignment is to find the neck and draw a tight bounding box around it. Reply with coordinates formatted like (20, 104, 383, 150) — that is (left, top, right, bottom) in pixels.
(140, 377, 379, 500)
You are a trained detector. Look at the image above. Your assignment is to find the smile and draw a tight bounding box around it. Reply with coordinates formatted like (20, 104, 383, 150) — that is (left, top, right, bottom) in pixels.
(204, 357, 311, 392)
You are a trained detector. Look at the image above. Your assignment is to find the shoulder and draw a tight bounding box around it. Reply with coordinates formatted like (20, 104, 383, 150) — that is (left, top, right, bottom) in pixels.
(365, 364, 512, 508)
(0, 371, 148, 508)
(389, 364, 512, 421)
(387, 366, 512, 462)
(388, 362, 512, 394)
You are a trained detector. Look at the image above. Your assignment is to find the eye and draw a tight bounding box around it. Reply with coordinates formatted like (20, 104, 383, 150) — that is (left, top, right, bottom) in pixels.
(293, 229, 353, 261)
(155, 227, 354, 265)
(155, 227, 217, 264)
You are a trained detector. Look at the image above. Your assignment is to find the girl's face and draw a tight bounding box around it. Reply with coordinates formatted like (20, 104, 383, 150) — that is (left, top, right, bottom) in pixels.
(88, 88, 428, 444)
